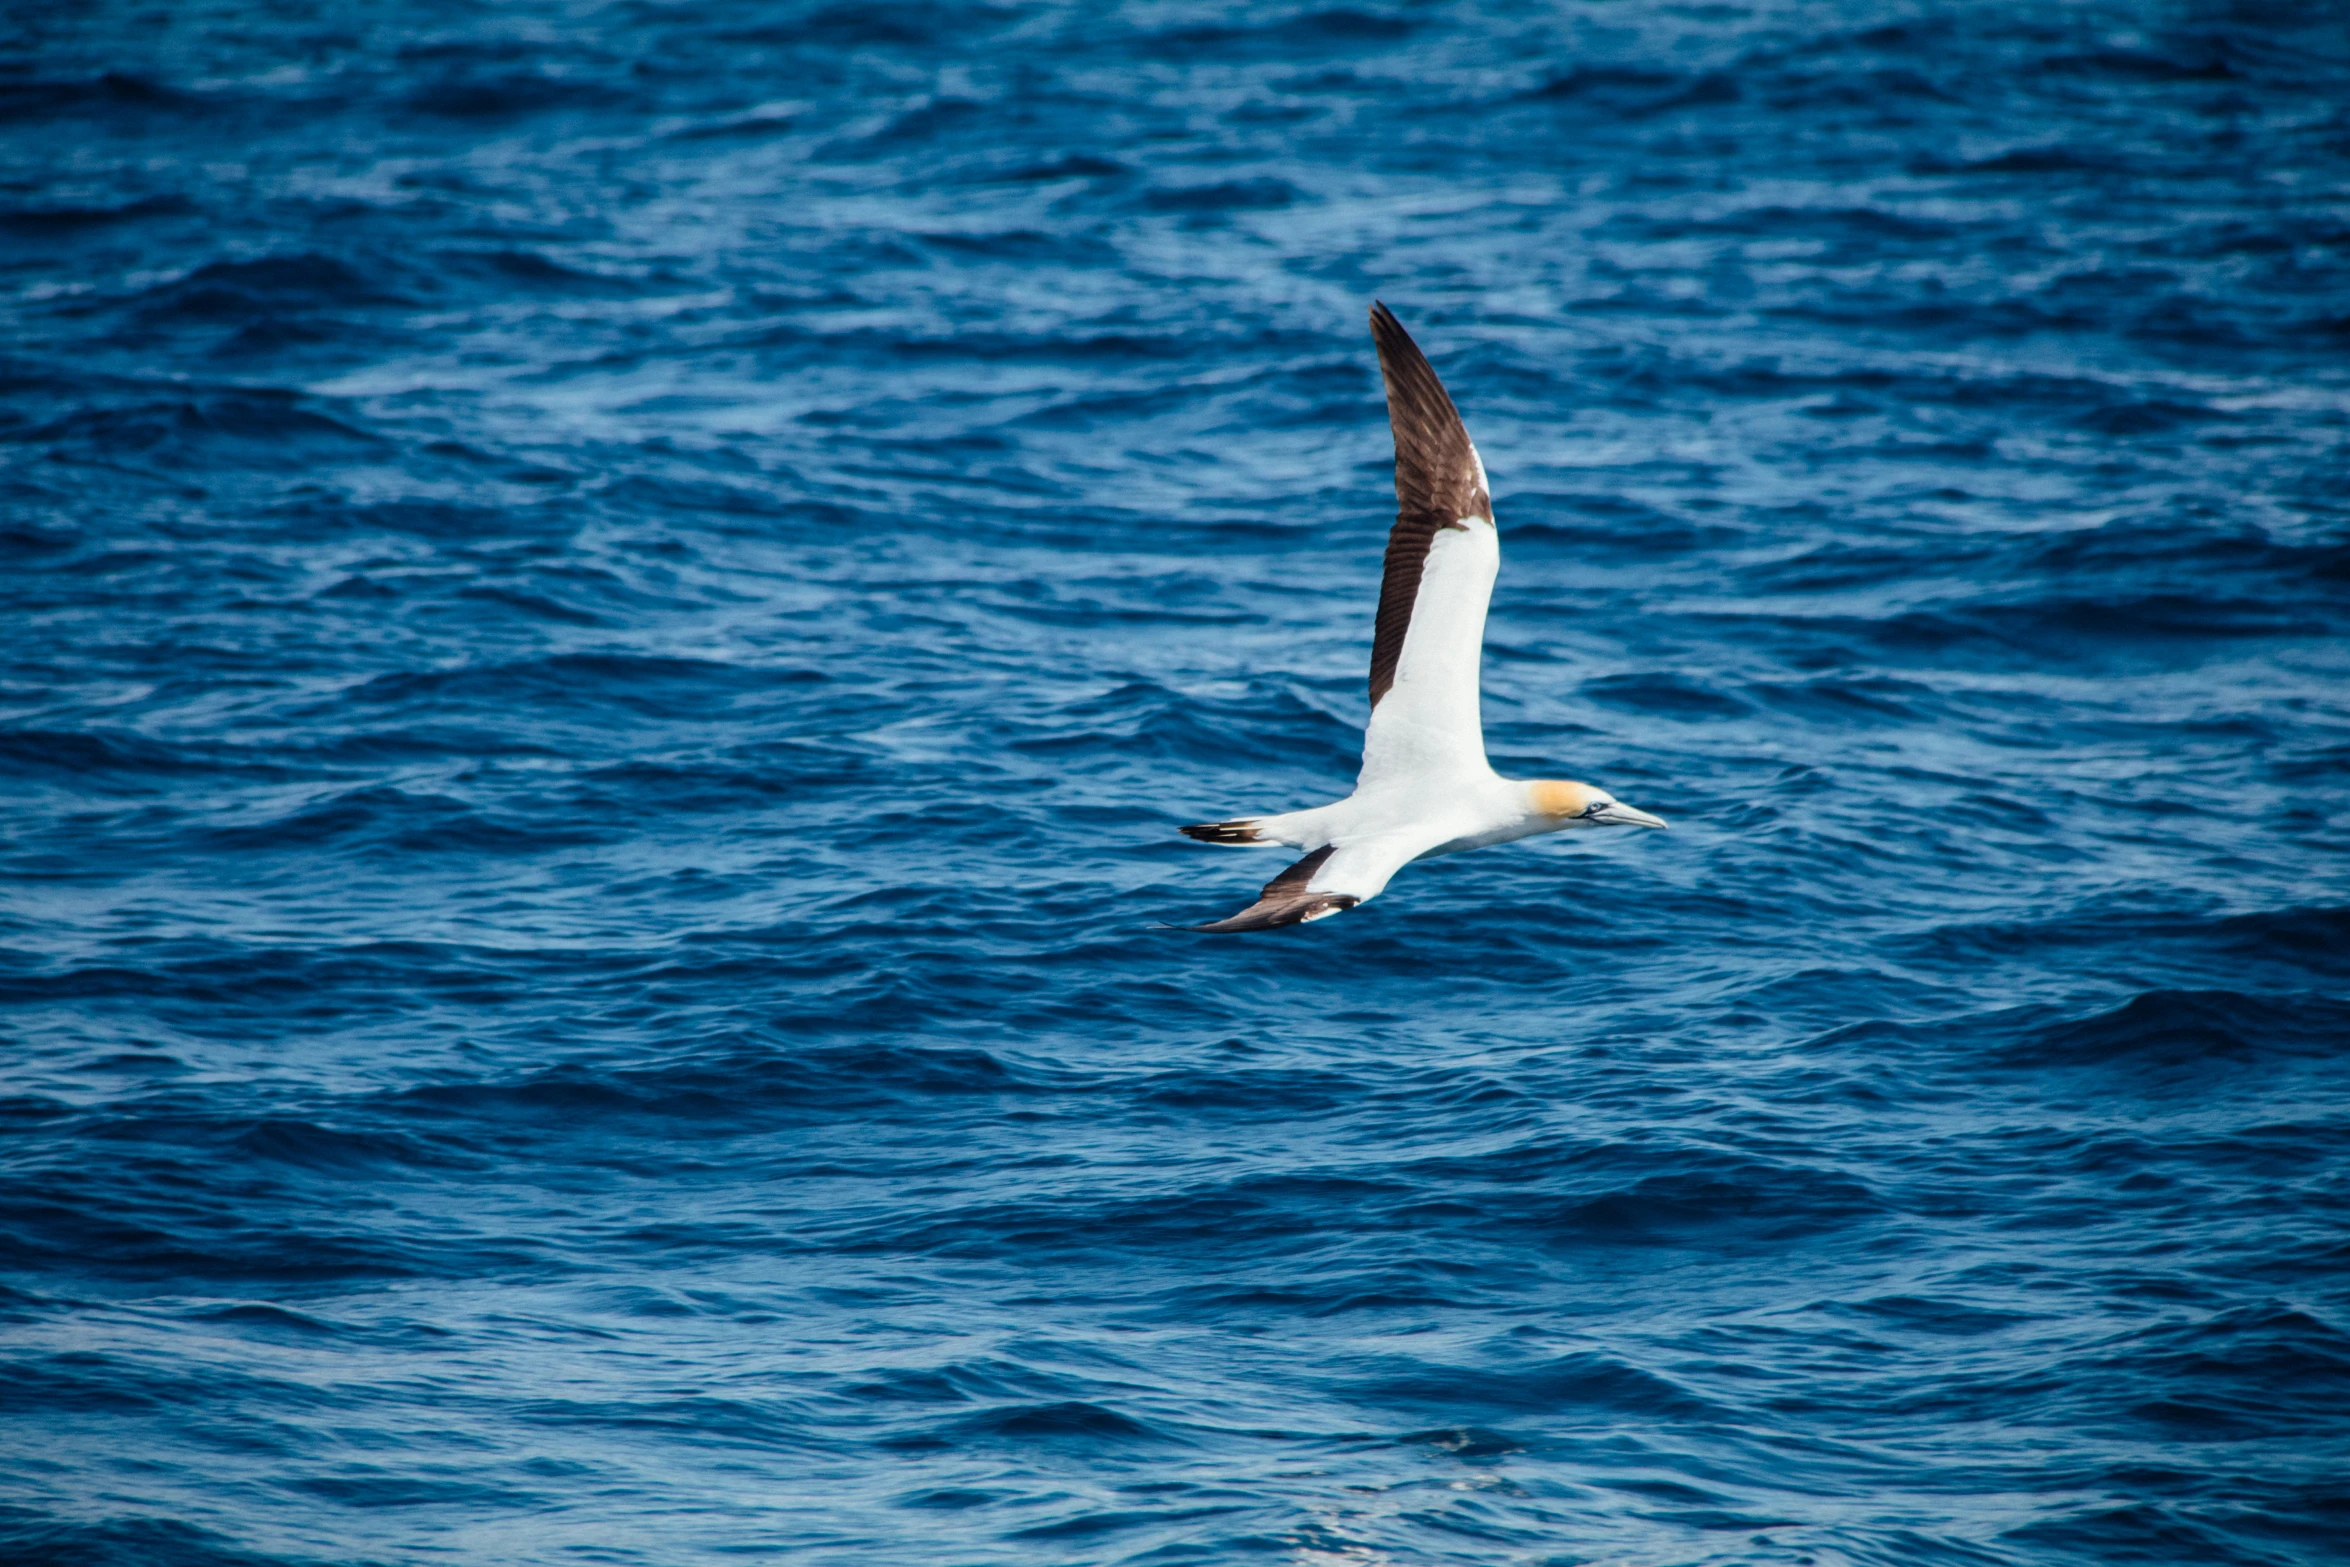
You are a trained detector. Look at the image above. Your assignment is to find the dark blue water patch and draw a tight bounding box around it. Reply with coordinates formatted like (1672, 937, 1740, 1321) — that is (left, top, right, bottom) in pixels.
(507, 1388, 829, 1453)
(151, 255, 408, 314)
(0, 1507, 331, 1567)
(226, 1116, 463, 1173)
(1898, 905, 2350, 987)
(286, 1473, 522, 1514)
(1999, 1500, 2330, 1567)
(1800, 983, 2350, 1087)
(939, 1398, 1171, 1447)
(1010, 682, 1360, 771)
(0, 193, 198, 237)
(425, 249, 643, 297)
(1745, 674, 1937, 724)
(1363, 1351, 1717, 1426)
(2016, 989, 2350, 1072)
(1581, 672, 1752, 719)
(185, 1302, 350, 1339)
(402, 72, 630, 123)
(1142, 178, 1303, 217)
(665, 111, 803, 144)
(0, 72, 200, 124)
(0, 1186, 440, 1284)
(339, 653, 829, 725)
(186, 785, 587, 857)
(389, 1040, 1045, 1130)
(2100, 1307, 2350, 1441)
(13, 391, 388, 471)
(0, 729, 284, 791)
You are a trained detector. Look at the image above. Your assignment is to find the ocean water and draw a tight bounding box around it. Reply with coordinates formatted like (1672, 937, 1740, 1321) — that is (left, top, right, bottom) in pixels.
(4, 1, 2348, 1563)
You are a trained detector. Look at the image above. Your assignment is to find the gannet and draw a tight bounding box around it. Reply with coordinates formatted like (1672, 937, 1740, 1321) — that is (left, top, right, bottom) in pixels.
(1180, 303, 1667, 933)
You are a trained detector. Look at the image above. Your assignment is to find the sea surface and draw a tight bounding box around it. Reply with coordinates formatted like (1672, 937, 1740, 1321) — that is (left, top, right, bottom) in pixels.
(4, 2, 2348, 1563)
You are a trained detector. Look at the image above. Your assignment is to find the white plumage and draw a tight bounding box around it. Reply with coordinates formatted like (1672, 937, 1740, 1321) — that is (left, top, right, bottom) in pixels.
(1181, 304, 1666, 933)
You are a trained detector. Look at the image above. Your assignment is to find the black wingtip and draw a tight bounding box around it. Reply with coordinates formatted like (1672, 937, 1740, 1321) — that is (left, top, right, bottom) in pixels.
(1366, 301, 1442, 392)
(1193, 894, 1360, 934)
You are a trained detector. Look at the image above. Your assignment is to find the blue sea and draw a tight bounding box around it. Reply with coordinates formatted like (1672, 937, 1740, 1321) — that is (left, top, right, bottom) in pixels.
(4, 2, 2348, 1563)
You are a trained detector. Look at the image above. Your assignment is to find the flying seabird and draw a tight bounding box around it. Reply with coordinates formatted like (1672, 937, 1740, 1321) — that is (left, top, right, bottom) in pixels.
(1180, 303, 1667, 933)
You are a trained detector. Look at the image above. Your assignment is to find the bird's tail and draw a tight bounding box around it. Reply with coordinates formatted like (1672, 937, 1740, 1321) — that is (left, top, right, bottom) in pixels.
(1181, 818, 1275, 846)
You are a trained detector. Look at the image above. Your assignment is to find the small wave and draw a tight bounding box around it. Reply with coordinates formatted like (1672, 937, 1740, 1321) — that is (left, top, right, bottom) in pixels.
(1960, 145, 2121, 174)
(597, 473, 808, 518)
(2072, 397, 2227, 435)
(1524, 65, 1684, 105)
(1366, 1352, 1714, 1421)
(1747, 674, 1933, 723)
(230, 1117, 456, 1172)
(198, 785, 582, 856)
(667, 109, 801, 142)
(404, 73, 628, 121)
(856, 96, 990, 149)
(0, 73, 198, 123)
(1014, 680, 1359, 772)
(341, 652, 824, 724)
(1906, 905, 2350, 984)
(185, 1302, 344, 1337)
(515, 1388, 822, 1451)
(2038, 48, 2236, 83)
(1541, 1165, 1882, 1246)
(14, 391, 385, 469)
(1398, 1424, 1524, 1459)
(162, 254, 401, 309)
(0, 195, 196, 236)
(0, 1506, 298, 1567)
(1148, 11, 1416, 57)
(389, 1041, 1038, 1134)
(431, 249, 640, 295)
(883, 1399, 1174, 1452)
(1142, 177, 1301, 214)
(1580, 672, 1751, 719)
(0, 729, 223, 785)
(988, 154, 1129, 182)
(288, 1469, 541, 1508)
(2015, 989, 2348, 1070)
(1833, 1294, 2039, 1338)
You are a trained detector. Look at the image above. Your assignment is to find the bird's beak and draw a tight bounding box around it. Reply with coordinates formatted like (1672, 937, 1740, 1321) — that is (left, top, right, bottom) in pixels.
(1591, 801, 1669, 830)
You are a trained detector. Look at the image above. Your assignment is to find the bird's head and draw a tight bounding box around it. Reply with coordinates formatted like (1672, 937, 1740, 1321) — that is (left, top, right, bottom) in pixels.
(1528, 779, 1669, 831)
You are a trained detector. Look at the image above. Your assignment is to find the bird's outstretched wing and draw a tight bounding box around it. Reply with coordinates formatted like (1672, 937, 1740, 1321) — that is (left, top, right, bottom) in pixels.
(1191, 834, 1429, 933)
(1360, 303, 1498, 786)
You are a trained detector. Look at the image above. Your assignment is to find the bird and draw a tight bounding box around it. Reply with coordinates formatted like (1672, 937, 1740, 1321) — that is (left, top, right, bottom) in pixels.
(1179, 303, 1667, 933)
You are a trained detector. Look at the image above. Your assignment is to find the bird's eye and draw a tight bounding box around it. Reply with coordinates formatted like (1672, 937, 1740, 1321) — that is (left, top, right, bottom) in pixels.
(1582, 799, 1612, 818)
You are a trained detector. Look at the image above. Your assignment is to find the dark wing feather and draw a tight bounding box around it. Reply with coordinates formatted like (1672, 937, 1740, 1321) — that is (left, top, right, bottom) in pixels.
(1193, 845, 1360, 933)
(1366, 302, 1492, 708)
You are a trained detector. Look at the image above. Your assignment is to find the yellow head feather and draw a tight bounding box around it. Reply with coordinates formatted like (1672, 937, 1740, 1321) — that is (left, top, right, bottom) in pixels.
(1530, 780, 1601, 818)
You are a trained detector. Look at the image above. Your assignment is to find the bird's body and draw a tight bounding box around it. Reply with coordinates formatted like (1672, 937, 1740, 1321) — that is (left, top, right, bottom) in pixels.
(1182, 304, 1666, 932)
